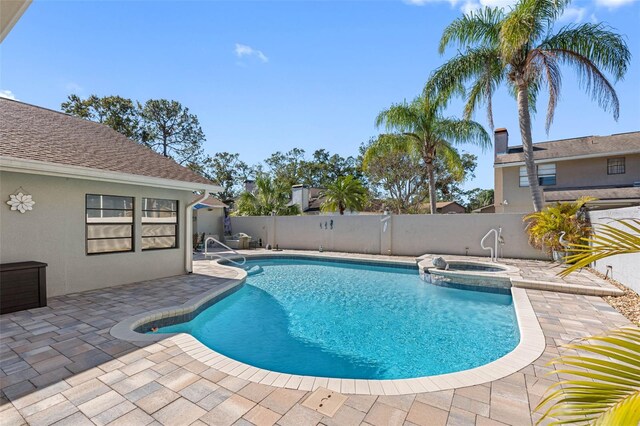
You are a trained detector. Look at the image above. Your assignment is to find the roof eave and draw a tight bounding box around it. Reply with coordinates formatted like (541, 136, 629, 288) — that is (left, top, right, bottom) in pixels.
(0, 156, 222, 193)
(494, 149, 640, 168)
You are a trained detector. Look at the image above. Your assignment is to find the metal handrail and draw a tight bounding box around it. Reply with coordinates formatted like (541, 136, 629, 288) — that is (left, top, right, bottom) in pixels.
(204, 236, 246, 266)
(481, 228, 500, 262)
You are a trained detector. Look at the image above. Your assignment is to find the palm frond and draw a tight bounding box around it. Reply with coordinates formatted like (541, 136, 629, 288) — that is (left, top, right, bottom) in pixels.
(500, 0, 568, 61)
(536, 327, 640, 426)
(320, 175, 368, 215)
(362, 134, 419, 170)
(559, 219, 640, 277)
(464, 55, 504, 128)
(537, 23, 630, 121)
(439, 6, 503, 54)
(539, 23, 630, 81)
(375, 101, 421, 134)
(425, 47, 503, 111)
(435, 118, 491, 152)
(526, 49, 562, 132)
(436, 142, 464, 181)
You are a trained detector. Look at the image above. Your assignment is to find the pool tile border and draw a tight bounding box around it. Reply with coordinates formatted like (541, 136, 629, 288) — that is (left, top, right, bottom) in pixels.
(110, 253, 546, 395)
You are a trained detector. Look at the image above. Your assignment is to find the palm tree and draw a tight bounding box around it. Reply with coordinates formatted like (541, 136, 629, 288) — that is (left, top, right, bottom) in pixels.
(375, 94, 490, 214)
(235, 175, 300, 216)
(427, 0, 630, 211)
(321, 175, 367, 215)
(536, 327, 640, 425)
(560, 218, 640, 277)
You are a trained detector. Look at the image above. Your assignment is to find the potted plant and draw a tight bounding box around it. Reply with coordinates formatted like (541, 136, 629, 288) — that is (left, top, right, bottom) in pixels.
(524, 197, 594, 262)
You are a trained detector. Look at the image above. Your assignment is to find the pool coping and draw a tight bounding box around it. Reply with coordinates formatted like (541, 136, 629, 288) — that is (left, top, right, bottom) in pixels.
(110, 253, 545, 395)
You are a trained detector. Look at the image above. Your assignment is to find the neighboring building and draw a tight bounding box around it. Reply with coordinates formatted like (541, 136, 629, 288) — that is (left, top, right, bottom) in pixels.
(419, 201, 466, 214)
(193, 195, 227, 238)
(493, 129, 640, 213)
(433, 201, 466, 214)
(472, 204, 496, 214)
(0, 99, 221, 297)
(291, 184, 325, 214)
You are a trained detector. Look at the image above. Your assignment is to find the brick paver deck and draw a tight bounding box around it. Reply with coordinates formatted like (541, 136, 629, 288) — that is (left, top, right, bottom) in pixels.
(0, 254, 633, 426)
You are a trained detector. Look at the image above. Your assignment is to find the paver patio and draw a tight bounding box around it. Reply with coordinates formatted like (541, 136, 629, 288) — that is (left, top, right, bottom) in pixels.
(0, 252, 634, 425)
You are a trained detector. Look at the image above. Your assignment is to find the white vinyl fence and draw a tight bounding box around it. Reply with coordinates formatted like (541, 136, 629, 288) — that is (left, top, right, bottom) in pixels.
(589, 206, 640, 293)
(230, 213, 547, 260)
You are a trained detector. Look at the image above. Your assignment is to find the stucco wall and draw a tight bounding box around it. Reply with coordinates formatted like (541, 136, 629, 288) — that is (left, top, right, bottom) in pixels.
(195, 208, 224, 237)
(589, 206, 640, 293)
(230, 213, 547, 259)
(1, 172, 192, 297)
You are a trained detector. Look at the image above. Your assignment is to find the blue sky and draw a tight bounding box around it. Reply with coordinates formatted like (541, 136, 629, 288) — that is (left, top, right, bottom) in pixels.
(2, 0, 639, 191)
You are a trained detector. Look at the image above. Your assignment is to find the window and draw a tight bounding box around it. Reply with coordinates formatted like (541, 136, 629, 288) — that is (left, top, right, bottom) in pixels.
(519, 163, 556, 187)
(86, 195, 134, 254)
(607, 157, 625, 175)
(538, 163, 556, 186)
(142, 198, 178, 250)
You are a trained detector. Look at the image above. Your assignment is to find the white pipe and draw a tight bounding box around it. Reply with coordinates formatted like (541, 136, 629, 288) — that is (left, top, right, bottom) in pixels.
(185, 190, 209, 273)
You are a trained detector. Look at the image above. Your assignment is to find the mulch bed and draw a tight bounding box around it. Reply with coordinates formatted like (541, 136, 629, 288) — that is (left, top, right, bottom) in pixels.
(588, 268, 640, 325)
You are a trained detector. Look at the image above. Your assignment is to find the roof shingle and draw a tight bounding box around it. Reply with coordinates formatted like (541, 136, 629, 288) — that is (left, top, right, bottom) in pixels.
(0, 98, 214, 186)
(495, 131, 640, 165)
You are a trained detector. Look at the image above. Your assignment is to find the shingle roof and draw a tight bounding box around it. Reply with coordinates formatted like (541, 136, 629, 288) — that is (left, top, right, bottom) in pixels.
(495, 131, 640, 165)
(0, 98, 214, 186)
(192, 195, 228, 208)
(544, 186, 640, 202)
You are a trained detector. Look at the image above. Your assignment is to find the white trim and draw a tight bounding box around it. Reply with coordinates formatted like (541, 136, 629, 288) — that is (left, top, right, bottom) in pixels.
(494, 149, 640, 168)
(185, 191, 210, 273)
(0, 156, 222, 193)
(0, 0, 32, 43)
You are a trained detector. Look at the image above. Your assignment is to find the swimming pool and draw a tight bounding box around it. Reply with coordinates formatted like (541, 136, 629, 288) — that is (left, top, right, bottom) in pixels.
(155, 257, 519, 380)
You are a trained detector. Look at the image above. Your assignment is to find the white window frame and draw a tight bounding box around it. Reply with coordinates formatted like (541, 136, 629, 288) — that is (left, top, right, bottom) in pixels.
(519, 163, 556, 187)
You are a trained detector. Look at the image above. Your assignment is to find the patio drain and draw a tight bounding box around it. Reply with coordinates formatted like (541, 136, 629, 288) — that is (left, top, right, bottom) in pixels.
(301, 387, 348, 417)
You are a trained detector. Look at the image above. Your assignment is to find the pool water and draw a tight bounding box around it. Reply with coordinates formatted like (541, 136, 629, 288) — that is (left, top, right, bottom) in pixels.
(157, 258, 519, 379)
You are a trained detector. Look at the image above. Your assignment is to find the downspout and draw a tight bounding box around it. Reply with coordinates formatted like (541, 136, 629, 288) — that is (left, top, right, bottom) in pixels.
(185, 190, 209, 273)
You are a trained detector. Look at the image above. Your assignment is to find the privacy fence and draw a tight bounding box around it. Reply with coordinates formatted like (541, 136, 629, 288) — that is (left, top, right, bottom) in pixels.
(588, 206, 640, 293)
(230, 213, 547, 260)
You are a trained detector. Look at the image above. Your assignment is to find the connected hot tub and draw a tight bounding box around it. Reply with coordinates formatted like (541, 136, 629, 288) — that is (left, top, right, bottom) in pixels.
(420, 258, 518, 291)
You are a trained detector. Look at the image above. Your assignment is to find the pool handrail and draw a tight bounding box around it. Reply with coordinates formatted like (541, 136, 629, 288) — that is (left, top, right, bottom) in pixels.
(204, 236, 247, 266)
(480, 227, 501, 262)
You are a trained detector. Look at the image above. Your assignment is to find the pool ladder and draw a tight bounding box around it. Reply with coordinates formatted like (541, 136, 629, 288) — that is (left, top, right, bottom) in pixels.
(204, 236, 247, 266)
(481, 227, 502, 262)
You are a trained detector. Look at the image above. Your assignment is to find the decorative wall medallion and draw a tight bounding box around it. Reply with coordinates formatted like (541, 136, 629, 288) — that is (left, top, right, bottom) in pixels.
(7, 191, 35, 213)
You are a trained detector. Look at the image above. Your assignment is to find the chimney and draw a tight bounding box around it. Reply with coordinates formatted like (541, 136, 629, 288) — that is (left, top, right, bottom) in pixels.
(244, 180, 255, 193)
(494, 128, 508, 157)
(291, 184, 309, 212)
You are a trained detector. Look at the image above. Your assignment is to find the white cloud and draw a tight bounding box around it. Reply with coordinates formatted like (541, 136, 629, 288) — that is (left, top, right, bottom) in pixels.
(234, 43, 268, 63)
(65, 82, 83, 93)
(403, 0, 455, 5)
(0, 90, 16, 100)
(406, 0, 517, 14)
(479, 0, 517, 7)
(460, 0, 481, 14)
(559, 6, 586, 22)
(595, 0, 637, 8)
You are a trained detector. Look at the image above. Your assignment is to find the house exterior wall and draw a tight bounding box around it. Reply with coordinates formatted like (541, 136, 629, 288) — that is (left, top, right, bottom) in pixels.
(230, 213, 546, 259)
(439, 203, 466, 214)
(1, 171, 192, 297)
(495, 153, 640, 213)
